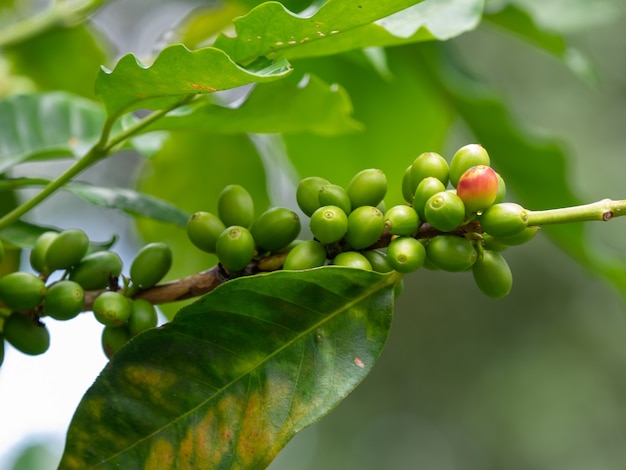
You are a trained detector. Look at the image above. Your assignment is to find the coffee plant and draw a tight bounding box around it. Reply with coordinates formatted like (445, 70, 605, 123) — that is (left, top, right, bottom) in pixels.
(1, 1, 625, 468)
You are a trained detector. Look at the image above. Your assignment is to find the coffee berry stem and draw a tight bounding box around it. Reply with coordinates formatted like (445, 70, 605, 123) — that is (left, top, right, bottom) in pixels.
(525, 199, 626, 226)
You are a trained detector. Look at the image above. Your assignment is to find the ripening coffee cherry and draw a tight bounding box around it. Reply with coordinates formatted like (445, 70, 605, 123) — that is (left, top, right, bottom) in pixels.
(424, 191, 466, 232)
(101, 325, 131, 359)
(402, 165, 413, 204)
(449, 144, 490, 187)
(45, 229, 89, 272)
(319, 184, 351, 215)
(130, 242, 173, 289)
(186, 211, 226, 253)
(283, 240, 327, 270)
(363, 250, 393, 273)
(2, 312, 50, 356)
(333, 251, 372, 270)
(128, 299, 158, 336)
(480, 202, 528, 238)
(456, 165, 499, 213)
(216, 225, 255, 271)
(251, 207, 301, 252)
(472, 250, 513, 298)
(425, 235, 477, 272)
(92, 291, 131, 327)
(44, 280, 85, 321)
(310, 205, 348, 244)
(386, 237, 426, 273)
(29, 231, 58, 275)
(0, 272, 46, 310)
(218, 184, 255, 228)
(413, 177, 446, 221)
(296, 176, 330, 217)
(345, 206, 385, 250)
(409, 152, 449, 193)
(494, 173, 506, 204)
(384, 205, 420, 236)
(347, 168, 387, 208)
(69, 250, 123, 290)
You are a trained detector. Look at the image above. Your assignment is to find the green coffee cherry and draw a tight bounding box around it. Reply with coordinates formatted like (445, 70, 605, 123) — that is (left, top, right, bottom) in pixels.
(30, 231, 58, 275)
(495, 226, 540, 246)
(101, 325, 131, 359)
(401, 165, 414, 204)
(218, 184, 255, 228)
(333, 251, 372, 270)
(296, 176, 330, 217)
(480, 203, 528, 238)
(449, 144, 490, 187)
(472, 250, 513, 298)
(0, 272, 46, 310)
(425, 235, 477, 272)
(3, 312, 50, 355)
(347, 168, 387, 208)
(45, 229, 89, 272)
(319, 184, 351, 215)
(387, 237, 426, 273)
(384, 205, 420, 236)
(130, 242, 173, 289)
(44, 280, 85, 321)
(92, 291, 131, 327)
(363, 250, 393, 273)
(283, 240, 327, 270)
(310, 205, 348, 244)
(409, 152, 449, 193)
(413, 177, 447, 221)
(456, 165, 499, 213)
(187, 211, 226, 253)
(345, 206, 384, 250)
(216, 225, 255, 272)
(494, 173, 506, 204)
(128, 299, 158, 336)
(481, 234, 509, 252)
(424, 191, 466, 232)
(251, 207, 301, 252)
(69, 250, 123, 290)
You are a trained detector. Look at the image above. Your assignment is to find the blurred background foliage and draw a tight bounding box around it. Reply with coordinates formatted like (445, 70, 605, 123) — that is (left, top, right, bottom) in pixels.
(1, 0, 626, 468)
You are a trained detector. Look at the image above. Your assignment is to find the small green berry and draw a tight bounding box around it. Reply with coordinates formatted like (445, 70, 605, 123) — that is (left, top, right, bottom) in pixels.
(425, 235, 477, 272)
(3, 312, 50, 356)
(347, 168, 387, 208)
(363, 250, 393, 273)
(216, 226, 255, 272)
(424, 191, 466, 232)
(218, 184, 255, 228)
(251, 207, 301, 253)
(449, 144, 490, 187)
(480, 203, 528, 238)
(130, 242, 173, 289)
(69, 251, 123, 290)
(333, 251, 372, 270)
(310, 205, 348, 244)
(187, 211, 226, 253)
(409, 152, 449, 193)
(345, 206, 384, 250)
(128, 299, 158, 336)
(30, 231, 58, 275)
(386, 237, 426, 273)
(296, 176, 330, 217)
(45, 229, 89, 272)
(283, 240, 327, 270)
(413, 177, 446, 221)
(401, 165, 414, 204)
(494, 173, 506, 204)
(101, 325, 131, 359)
(472, 250, 513, 298)
(44, 280, 85, 321)
(92, 291, 131, 327)
(384, 205, 420, 236)
(319, 184, 351, 215)
(0, 272, 46, 310)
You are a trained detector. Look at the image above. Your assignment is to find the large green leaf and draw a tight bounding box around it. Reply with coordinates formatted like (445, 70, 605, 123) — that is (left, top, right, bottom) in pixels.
(427, 43, 626, 293)
(140, 73, 362, 136)
(213, 0, 482, 63)
(0, 92, 105, 173)
(60, 267, 399, 469)
(95, 44, 292, 118)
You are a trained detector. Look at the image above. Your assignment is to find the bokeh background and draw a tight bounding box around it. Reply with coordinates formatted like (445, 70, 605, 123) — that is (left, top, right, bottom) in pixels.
(1, 1, 626, 468)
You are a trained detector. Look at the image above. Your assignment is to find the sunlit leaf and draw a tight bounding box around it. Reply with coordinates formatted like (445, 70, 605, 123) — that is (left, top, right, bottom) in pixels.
(60, 267, 399, 469)
(213, 0, 482, 63)
(140, 73, 362, 136)
(95, 44, 292, 118)
(0, 92, 105, 173)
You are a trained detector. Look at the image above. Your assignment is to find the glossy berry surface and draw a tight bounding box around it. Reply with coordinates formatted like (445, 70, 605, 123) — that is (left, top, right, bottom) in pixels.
(363, 250, 393, 273)
(456, 165, 499, 213)
(333, 251, 372, 270)
(386, 237, 426, 273)
(187, 211, 226, 253)
(3, 312, 50, 356)
(130, 242, 173, 289)
(424, 191, 466, 232)
(409, 152, 449, 192)
(92, 291, 132, 327)
(310, 205, 348, 244)
(0, 272, 46, 310)
(101, 325, 131, 359)
(401, 165, 414, 204)
(45, 229, 89, 272)
(345, 206, 384, 250)
(216, 225, 255, 272)
(384, 204, 420, 236)
(425, 235, 477, 272)
(413, 177, 446, 221)
(128, 299, 158, 336)
(449, 144, 490, 187)
(319, 183, 351, 215)
(69, 250, 123, 290)
(44, 280, 85, 321)
(347, 168, 387, 208)
(296, 176, 330, 217)
(218, 184, 255, 228)
(29, 231, 58, 275)
(480, 203, 528, 238)
(251, 207, 301, 252)
(283, 240, 327, 270)
(472, 250, 513, 298)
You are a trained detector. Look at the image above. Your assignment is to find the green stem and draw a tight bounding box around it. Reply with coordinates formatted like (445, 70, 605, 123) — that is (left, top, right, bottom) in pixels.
(0, 0, 107, 48)
(526, 199, 626, 226)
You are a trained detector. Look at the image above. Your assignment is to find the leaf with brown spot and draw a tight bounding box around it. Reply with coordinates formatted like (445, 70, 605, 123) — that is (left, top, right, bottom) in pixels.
(59, 267, 400, 469)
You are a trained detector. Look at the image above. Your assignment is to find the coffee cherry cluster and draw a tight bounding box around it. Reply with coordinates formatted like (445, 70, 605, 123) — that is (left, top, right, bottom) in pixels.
(0, 229, 166, 363)
(186, 184, 301, 271)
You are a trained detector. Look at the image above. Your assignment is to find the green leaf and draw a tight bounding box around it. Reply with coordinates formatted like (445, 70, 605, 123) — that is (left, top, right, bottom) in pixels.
(483, 5, 598, 85)
(60, 267, 398, 469)
(427, 43, 626, 293)
(0, 92, 105, 173)
(95, 43, 292, 118)
(213, 0, 482, 63)
(140, 73, 362, 136)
